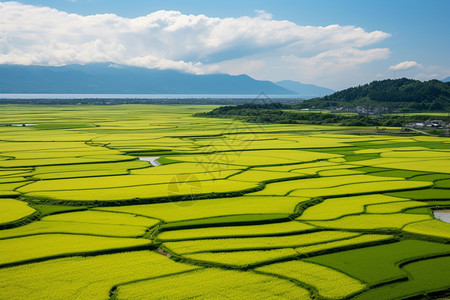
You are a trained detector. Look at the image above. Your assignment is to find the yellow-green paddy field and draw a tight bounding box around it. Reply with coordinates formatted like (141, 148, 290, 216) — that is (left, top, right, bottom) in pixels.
(0, 104, 449, 299)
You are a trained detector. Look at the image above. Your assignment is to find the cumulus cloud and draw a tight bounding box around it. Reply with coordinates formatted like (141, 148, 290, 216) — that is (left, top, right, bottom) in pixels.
(389, 61, 421, 71)
(281, 48, 390, 81)
(0, 1, 391, 79)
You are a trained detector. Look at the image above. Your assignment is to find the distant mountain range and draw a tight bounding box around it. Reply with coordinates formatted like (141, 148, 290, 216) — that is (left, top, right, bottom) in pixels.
(276, 80, 334, 98)
(0, 63, 333, 97)
(443, 76, 450, 82)
(0, 63, 294, 95)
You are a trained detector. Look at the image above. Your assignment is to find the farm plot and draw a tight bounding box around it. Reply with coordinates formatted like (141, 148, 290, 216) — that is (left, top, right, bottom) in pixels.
(289, 180, 432, 198)
(181, 235, 394, 268)
(350, 156, 450, 174)
(43, 210, 160, 227)
(308, 213, 431, 230)
(0, 234, 152, 266)
(23, 178, 260, 202)
(184, 248, 299, 267)
(31, 169, 130, 180)
(157, 221, 315, 241)
(116, 268, 311, 299)
(251, 174, 406, 196)
(97, 195, 308, 221)
(0, 199, 35, 224)
(1, 104, 449, 299)
(257, 260, 365, 299)
(163, 231, 359, 254)
(0, 251, 199, 300)
(305, 240, 450, 286)
(387, 188, 450, 200)
(0, 155, 136, 168)
(159, 214, 291, 231)
(297, 194, 410, 220)
(130, 162, 244, 175)
(32, 160, 150, 175)
(365, 200, 427, 213)
(171, 149, 341, 167)
(0, 220, 149, 239)
(254, 160, 340, 173)
(227, 169, 308, 182)
(19, 170, 240, 193)
(354, 256, 450, 300)
(402, 219, 450, 239)
(295, 234, 394, 255)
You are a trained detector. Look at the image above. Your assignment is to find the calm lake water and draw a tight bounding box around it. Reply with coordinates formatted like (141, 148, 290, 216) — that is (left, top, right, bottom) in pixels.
(0, 94, 302, 99)
(433, 210, 450, 223)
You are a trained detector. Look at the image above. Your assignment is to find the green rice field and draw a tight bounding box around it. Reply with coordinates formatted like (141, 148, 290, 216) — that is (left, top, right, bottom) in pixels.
(0, 104, 449, 299)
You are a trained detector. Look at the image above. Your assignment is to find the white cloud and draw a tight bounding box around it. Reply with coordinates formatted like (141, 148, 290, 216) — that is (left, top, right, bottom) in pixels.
(280, 48, 390, 81)
(0, 1, 391, 82)
(389, 61, 421, 71)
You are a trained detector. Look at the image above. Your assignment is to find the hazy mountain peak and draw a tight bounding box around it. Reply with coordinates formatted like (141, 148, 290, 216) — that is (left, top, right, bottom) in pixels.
(275, 80, 334, 98)
(0, 64, 296, 95)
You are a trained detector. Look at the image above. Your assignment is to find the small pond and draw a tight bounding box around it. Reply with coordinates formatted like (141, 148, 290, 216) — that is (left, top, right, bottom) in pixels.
(433, 210, 450, 223)
(138, 156, 161, 167)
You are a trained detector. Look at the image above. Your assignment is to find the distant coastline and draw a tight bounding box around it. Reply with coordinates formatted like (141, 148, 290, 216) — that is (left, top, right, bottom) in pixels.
(0, 93, 305, 100)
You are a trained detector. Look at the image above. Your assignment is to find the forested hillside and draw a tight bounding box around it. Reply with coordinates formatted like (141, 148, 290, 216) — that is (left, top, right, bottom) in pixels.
(295, 79, 450, 111)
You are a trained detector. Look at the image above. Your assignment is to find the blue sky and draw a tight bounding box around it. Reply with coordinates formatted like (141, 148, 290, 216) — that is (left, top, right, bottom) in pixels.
(1, 0, 449, 89)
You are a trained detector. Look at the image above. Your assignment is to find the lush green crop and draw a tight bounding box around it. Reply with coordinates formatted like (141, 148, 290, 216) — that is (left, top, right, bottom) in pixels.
(352, 157, 450, 174)
(317, 168, 363, 176)
(354, 256, 450, 299)
(172, 149, 341, 166)
(365, 200, 426, 213)
(368, 169, 426, 178)
(164, 231, 359, 254)
(25, 178, 259, 201)
(0, 251, 199, 300)
(32, 169, 129, 180)
(434, 178, 450, 188)
(0, 182, 28, 192)
(32, 160, 150, 174)
(20, 170, 240, 193)
(289, 180, 432, 198)
(257, 260, 365, 298)
(157, 221, 314, 241)
(252, 174, 403, 196)
(403, 219, 450, 239)
(309, 213, 431, 230)
(98, 195, 308, 222)
(298, 194, 409, 220)
(184, 248, 299, 267)
(306, 240, 450, 285)
(131, 162, 244, 176)
(0, 220, 148, 239)
(255, 161, 339, 173)
(0, 155, 135, 168)
(0, 199, 35, 224)
(0, 234, 151, 266)
(0, 104, 449, 299)
(387, 188, 450, 200)
(227, 170, 305, 182)
(160, 214, 290, 231)
(116, 268, 311, 299)
(295, 234, 394, 255)
(44, 210, 160, 227)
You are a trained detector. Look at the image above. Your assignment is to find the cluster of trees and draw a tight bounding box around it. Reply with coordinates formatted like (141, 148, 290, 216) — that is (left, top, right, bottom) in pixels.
(195, 104, 445, 127)
(294, 78, 450, 111)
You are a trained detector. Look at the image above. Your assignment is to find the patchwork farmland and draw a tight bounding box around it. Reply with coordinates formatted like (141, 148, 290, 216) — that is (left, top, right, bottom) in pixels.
(0, 104, 449, 299)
